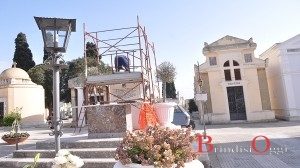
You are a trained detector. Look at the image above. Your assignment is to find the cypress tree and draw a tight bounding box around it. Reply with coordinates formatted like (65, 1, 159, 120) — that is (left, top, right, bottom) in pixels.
(13, 32, 35, 71)
(166, 82, 177, 98)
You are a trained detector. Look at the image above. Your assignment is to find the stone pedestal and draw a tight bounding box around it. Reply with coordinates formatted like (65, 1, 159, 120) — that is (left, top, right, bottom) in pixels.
(86, 104, 133, 138)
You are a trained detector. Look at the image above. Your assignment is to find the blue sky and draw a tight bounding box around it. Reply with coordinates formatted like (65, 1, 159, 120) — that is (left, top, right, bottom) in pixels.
(1, 0, 300, 99)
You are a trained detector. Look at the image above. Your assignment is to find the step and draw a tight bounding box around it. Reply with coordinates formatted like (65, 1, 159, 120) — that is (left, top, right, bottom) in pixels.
(36, 138, 122, 149)
(13, 148, 116, 158)
(0, 158, 117, 168)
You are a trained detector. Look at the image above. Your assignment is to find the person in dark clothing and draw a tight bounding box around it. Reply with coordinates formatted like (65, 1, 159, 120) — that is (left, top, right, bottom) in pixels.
(114, 55, 130, 72)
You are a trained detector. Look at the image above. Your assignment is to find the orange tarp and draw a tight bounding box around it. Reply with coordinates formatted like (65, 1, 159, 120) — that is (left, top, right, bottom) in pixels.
(138, 103, 159, 130)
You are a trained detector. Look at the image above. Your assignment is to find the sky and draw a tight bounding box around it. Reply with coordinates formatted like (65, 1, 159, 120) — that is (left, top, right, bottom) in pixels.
(1, 0, 300, 99)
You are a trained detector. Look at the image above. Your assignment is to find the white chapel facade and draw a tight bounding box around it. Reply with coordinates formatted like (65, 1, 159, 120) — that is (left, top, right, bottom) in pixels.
(195, 35, 275, 123)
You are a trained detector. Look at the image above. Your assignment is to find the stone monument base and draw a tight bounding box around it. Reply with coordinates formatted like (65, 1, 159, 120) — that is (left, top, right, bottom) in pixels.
(86, 104, 133, 138)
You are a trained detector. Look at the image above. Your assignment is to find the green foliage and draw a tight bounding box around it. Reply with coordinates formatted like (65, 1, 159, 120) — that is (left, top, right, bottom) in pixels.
(28, 65, 45, 85)
(61, 57, 111, 102)
(2, 119, 30, 139)
(156, 61, 177, 83)
(28, 50, 111, 105)
(156, 61, 177, 102)
(23, 153, 40, 168)
(166, 82, 176, 98)
(13, 32, 35, 71)
(3, 107, 22, 126)
(188, 99, 198, 113)
(44, 69, 53, 109)
(2, 132, 30, 138)
(67, 57, 110, 79)
(86, 42, 100, 59)
(28, 64, 53, 109)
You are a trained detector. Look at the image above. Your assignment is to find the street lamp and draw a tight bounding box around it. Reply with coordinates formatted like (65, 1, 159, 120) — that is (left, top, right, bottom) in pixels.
(34, 16, 76, 153)
(196, 62, 207, 140)
(198, 77, 207, 139)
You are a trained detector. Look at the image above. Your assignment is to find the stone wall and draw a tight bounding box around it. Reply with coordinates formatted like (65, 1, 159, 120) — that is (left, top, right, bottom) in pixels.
(86, 104, 132, 138)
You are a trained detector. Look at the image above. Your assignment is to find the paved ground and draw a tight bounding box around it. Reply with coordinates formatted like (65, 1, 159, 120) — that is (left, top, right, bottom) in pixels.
(1, 119, 299, 168)
(194, 120, 300, 168)
(0, 119, 88, 158)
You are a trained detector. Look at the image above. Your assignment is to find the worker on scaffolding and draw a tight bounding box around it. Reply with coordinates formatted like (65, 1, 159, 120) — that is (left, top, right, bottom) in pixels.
(115, 55, 130, 72)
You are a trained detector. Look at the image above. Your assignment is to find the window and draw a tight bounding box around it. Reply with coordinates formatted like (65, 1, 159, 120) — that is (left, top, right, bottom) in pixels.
(233, 60, 239, 66)
(174, 105, 182, 113)
(224, 69, 231, 81)
(224, 60, 230, 67)
(209, 57, 217, 66)
(244, 53, 252, 62)
(224, 60, 241, 81)
(234, 69, 241, 80)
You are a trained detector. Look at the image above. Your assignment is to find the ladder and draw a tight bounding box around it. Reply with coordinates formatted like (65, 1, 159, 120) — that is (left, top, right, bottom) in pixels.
(73, 104, 86, 134)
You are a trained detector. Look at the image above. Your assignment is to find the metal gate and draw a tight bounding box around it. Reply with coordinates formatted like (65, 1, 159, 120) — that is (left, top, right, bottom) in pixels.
(227, 86, 246, 120)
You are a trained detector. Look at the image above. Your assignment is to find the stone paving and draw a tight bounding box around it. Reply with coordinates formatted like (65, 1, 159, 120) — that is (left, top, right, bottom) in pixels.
(0, 119, 88, 158)
(196, 120, 300, 168)
(1, 118, 300, 168)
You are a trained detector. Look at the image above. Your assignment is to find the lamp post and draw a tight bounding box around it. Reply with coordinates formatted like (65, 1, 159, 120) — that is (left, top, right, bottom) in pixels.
(198, 78, 207, 139)
(196, 62, 207, 139)
(34, 17, 76, 153)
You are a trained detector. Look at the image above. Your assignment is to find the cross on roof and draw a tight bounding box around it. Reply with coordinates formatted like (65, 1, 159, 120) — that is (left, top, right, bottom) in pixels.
(13, 62, 17, 68)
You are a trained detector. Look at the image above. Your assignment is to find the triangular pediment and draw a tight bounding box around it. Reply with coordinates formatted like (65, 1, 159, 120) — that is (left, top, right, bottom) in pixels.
(209, 35, 250, 46)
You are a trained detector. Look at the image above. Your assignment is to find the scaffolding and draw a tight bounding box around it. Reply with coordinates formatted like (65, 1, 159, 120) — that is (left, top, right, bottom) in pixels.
(83, 16, 160, 105)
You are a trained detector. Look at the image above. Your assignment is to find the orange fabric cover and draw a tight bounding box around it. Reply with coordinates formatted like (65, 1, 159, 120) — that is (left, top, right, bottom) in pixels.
(138, 103, 159, 130)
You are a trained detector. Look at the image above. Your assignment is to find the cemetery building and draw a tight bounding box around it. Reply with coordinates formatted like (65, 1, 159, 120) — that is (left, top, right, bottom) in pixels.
(0, 66, 45, 125)
(259, 34, 300, 121)
(195, 35, 275, 123)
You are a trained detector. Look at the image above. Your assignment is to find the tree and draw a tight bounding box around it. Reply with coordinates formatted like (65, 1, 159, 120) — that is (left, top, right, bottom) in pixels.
(188, 99, 198, 113)
(156, 61, 177, 102)
(42, 49, 53, 110)
(28, 65, 53, 110)
(13, 32, 35, 71)
(60, 57, 111, 102)
(166, 82, 176, 98)
(86, 42, 101, 62)
(27, 65, 45, 85)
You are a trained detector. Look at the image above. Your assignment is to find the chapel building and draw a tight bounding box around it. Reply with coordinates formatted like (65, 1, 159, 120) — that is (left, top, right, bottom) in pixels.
(0, 66, 45, 126)
(195, 35, 275, 123)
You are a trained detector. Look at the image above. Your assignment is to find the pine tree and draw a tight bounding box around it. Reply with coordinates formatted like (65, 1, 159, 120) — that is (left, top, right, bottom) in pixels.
(13, 32, 35, 71)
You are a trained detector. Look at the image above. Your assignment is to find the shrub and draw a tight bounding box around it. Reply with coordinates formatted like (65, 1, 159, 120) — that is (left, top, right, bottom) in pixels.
(3, 107, 22, 126)
(188, 99, 198, 113)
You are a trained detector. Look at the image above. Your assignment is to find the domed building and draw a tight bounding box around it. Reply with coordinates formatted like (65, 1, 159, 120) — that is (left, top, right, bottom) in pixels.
(0, 66, 45, 126)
